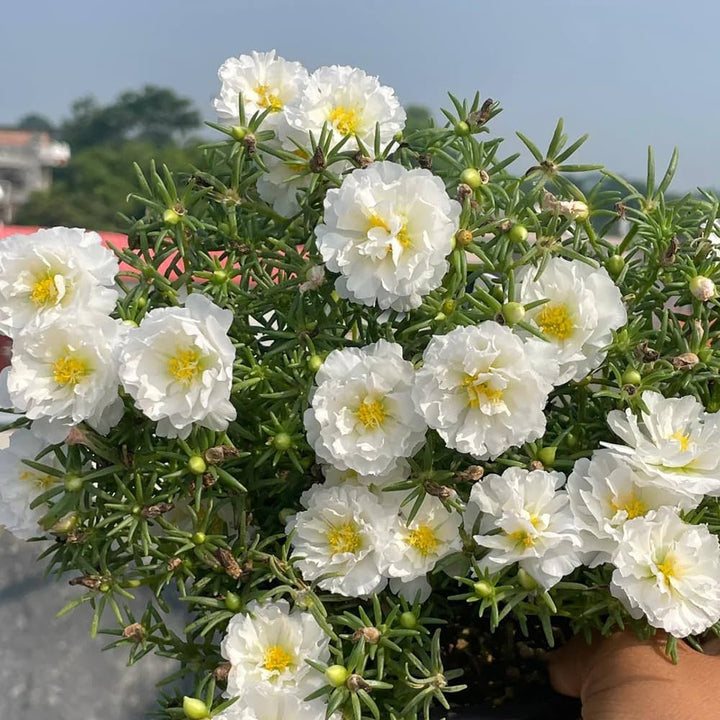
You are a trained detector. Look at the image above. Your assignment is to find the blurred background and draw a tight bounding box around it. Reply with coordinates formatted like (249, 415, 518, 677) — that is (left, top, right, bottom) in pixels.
(1, 0, 719, 716)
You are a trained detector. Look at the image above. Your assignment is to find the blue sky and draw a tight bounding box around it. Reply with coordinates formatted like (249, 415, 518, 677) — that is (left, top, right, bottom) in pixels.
(2, 0, 719, 191)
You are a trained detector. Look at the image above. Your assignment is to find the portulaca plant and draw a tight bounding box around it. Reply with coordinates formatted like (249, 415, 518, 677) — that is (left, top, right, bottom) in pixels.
(1, 49, 720, 720)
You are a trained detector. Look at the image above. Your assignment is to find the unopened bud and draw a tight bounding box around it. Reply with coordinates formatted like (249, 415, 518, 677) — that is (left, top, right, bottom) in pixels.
(517, 568, 539, 590)
(690, 275, 716, 301)
(352, 626, 381, 644)
(183, 696, 210, 720)
(163, 208, 181, 225)
(187, 456, 207, 475)
(325, 665, 350, 687)
(455, 229, 474, 247)
(502, 302, 526, 325)
(473, 580, 494, 598)
(460, 168, 483, 188)
(231, 125, 248, 141)
(537, 446, 557, 467)
(122, 623, 145, 643)
(51, 512, 79, 535)
(346, 673, 371, 693)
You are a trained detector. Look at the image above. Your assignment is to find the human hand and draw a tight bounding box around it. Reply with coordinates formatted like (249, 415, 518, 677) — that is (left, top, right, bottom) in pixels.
(547, 631, 720, 720)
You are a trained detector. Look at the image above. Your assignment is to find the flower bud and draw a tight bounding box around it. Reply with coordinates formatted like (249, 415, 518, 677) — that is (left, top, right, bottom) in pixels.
(690, 275, 716, 301)
(231, 125, 248, 141)
(621, 368, 642, 386)
(538, 446, 557, 467)
(454, 121, 471, 137)
(517, 568, 538, 590)
(183, 696, 210, 720)
(273, 432, 292, 451)
(441, 300, 456, 315)
(192, 532, 206, 546)
(278, 507, 296, 524)
(473, 580, 494, 598)
(455, 229, 473, 247)
(187, 456, 207, 475)
(163, 208, 181, 225)
(502, 302, 526, 325)
(325, 665, 350, 687)
(507, 224, 528, 244)
(51, 512, 79, 534)
(399, 611, 418, 629)
(64, 475, 83, 492)
(460, 168, 483, 189)
(211, 270, 229, 285)
(606, 254, 625, 277)
(308, 354, 324, 372)
(225, 591, 242, 612)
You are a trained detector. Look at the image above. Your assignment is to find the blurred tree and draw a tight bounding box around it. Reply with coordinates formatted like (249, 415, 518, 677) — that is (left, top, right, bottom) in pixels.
(404, 105, 434, 134)
(16, 114, 55, 133)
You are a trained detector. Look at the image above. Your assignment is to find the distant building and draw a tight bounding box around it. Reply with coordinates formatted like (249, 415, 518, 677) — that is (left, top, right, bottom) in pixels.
(0, 130, 70, 223)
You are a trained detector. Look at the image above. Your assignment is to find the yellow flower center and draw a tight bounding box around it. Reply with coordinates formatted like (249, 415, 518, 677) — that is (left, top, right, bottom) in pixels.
(31, 275, 59, 307)
(253, 84, 283, 111)
(536, 303, 574, 340)
(20, 470, 55, 490)
(462, 375, 503, 408)
(669, 430, 691, 452)
(53, 355, 88, 386)
(168, 348, 203, 384)
(368, 214, 391, 233)
(509, 530, 537, 548)
(263, 645, 294, 672)
(407, 524, 440, 557)
(656, 555, 679, 582)
(327, 522, 363, 555)
(329, 105, 360, 135)
(287, 148, 309, 172)
(611, 495, 647, 520)
(356, 399, 387, 429)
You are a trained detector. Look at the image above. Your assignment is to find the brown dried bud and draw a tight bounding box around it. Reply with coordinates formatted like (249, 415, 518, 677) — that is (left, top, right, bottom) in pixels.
(622, 383, 638, 396)
(122, 623, 145, 643)
(69, 575, 103, 590)
(671, 352, 700, 370)
(661, 237, 679, 266)
(455, 638, 470, 651)
(424, 481, 453, 500)
(353, 150, 373, 169)
(529, 460, 544, 471)
(167, 557, 182, 572)
(457, 183, 473, 203)
(204, 445, 240, 465)
(352, 626, 382, 644)
(615, 202, 628, 219)
(635, 342, 659, 362)
(309, 146, 326, 173)
(141, 502, 174, 520)
(242, 133, 257, 155)
(455, 229, 474, 248)
(215, 548, 242, 580)
(456, 465, 484, 482)
(239, 560, 254, 580)
(346, 674, 372, 693)
(202, 472, 217, 488)
(213, 662, 231, 683)
(417, 153, 432, 169)
(65, 530, 86, 544)
(479, 169, 490, 185)
(467, 98, 493, 127)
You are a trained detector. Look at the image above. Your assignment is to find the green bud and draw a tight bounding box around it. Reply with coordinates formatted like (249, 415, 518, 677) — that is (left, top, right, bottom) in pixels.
(621, 368, 642, 386)
(698, 347, 713, 363)
(51, 512, 79, 534)
(473, 581, 494, 598)
(231, 125, 248, 141)
(64, 475, 83, 493)
(225, 591, 242, 612)
(460, 168, 482, 189)
(606, 254, 625, 277)
(192, 532, 206, 546)
(278, 507, 295, 524)
(507, 224, 528, 244)
(538, 446, 557, 467)
(273, 432, 292, 452)
(99, 582, 111, 593)
(441, 300, 456, 315)
(454, 121, 471, 137)
(135, 296, 147, 309)
(187, 456, 207, 475)
(183, 696, 210, 720)
(502, 302, 526, 325)
(163, 208, 181, 225)
(564, 432, 578, 450)
(308, 354, 324, 372)
(325, 665, 350, 687)
(211, 270, 229, 285)
(517, 568, 538, 590)
(399, 611, 418, 629)
(455, 229, 474, 247)
(130, 504, 143, 517)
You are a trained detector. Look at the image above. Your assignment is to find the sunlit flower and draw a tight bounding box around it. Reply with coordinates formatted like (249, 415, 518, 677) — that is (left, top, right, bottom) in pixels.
(468, 467, 581, 589)
(412, 323, 559, 459)
(567, 450, 697, 566)
(118, 293, 236, 439)
(610, 508, 720, 636)
(304, 340, 426, 475)
(0, 227, 119, 338)
(322, 457, 411, 493)
(286, 483, 393, 597)
(382, 493, 463, 601)
(516, 257, 627, 383)
(604, 390, 720, 499)
(0, 429, 61, 540)
(214, 50, 309, 131)
(214, 688, 331, 720)
(285, 64, 405, 153)
(7, 313, 121, 441)
(220, 599, 329, 699)
(315, 162, 460, 311)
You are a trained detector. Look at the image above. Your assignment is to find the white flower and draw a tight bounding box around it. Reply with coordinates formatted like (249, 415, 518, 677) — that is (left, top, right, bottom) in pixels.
(516, 257, 627, 383)
(118, 293, 236, 439)
(610, 508, 720, 636)
(7, 313, 121, 439)
(315, 162, 460, 311)
(304, 340, 426, 476)
(220, 599, 329, 699)
(286, 483, 393, 597)
(412, 323, 559, 459)
(285, 65, 405, 154)
(567, 450, 698, 566)
(604, 390, 720, 498)
(214, 688, 331, 720)
(322, 457, 410, 493)
(0, 227, 119, 338)
(382, 493, 463, 601)
(0, 429, 61, 540)
(214, 50, 309, 132)
(468, 467, 581, 589)
(298, 265, 326, 294)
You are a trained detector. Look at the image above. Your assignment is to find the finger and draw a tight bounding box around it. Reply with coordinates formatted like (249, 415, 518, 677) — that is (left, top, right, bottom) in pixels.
(546, 632, 600, 698)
